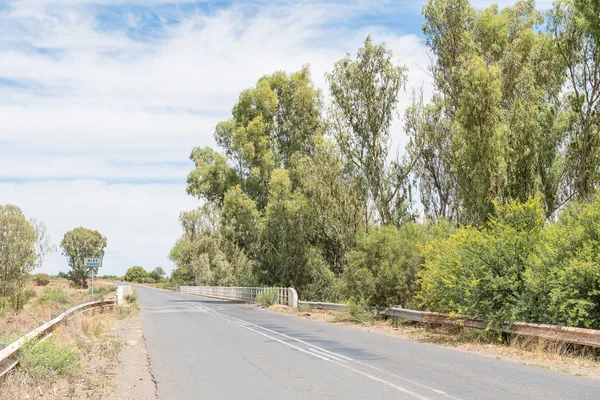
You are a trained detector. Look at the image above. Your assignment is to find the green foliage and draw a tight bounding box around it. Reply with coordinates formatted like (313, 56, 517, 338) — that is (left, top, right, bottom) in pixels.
(148, 267, 166, 282)
(57, 271, 69, 279)
(60, 227, 107, 288)
(527, 195, 600, 328)
(0, 205, 52, 312)
(327, 36, 410, 225)
(21, 338, 80, 376)
(347, 297, 378, 325)
(170, 204, 254, 287)
(36, 287, 72, 308)
(256, 288, 279, 308)
(34, 273, 50, 286)
(343, 222, 453, 308)
(410, 0, 568, 223)
(419, 198, 548, 325)
(123, 266, 149, 283)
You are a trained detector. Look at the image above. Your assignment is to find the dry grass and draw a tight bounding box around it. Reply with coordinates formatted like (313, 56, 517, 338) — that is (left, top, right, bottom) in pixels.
(275, 306, 600, 379)
(0, 279, 121, 399)
(0, 279, 115, 343)
(0, 309, 122, 399)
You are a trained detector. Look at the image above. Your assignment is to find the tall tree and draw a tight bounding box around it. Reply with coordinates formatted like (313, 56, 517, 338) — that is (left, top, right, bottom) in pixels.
(327, 36, 410, 226)
(549, 0, 600, 200)
(0, 205, 41, 309)
(60, 227, 107, 288)
(410, 0, 566, 224)
(187, 67, 324, 211)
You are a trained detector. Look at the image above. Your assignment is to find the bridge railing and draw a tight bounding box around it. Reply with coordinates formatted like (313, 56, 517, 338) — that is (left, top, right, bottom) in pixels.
(178, 286, 298, 308)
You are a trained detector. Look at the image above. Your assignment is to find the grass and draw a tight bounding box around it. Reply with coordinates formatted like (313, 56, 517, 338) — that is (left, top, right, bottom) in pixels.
(88, 285, 115, 296)
(117, 291, 140, 320)
(20, 337, 81, 377)
(256, 288, 279, 308)
(36, 287, 72, 308)
(0, 309, 123, 399)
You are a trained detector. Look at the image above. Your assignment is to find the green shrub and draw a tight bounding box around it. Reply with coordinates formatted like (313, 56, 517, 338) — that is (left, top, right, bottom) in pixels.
(418, 198, 545, 326)
(124, 291, 138, 304)
(347, 297, 377, 325)
(526, 196, 600, 329)
(342, 224, 426, 308)
(36, 287, 71, 307)
(21, 338, 80, 376)
(256, 288, 279, 307)
(34, 273, 50, 286)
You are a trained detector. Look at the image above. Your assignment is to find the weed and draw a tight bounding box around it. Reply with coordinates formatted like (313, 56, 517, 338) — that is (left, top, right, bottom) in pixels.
(256, 288, 279, 308)
(88, 285, 115, 296)
(124, 292, 137, 304)
(20, 337, 80, 377)
(347, 298, 377, 325)
(36, 287, 72, 308)
(118, 291, 140, 319)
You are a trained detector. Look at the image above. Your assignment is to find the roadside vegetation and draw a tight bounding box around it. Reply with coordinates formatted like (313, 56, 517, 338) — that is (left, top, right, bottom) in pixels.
(0, 309, 122, 399)
(168, 0, 600, 334)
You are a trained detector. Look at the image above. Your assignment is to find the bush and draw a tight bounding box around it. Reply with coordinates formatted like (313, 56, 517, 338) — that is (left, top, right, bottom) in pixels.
(342, 224, 427, 308)
(418, 198, 545, 326)
(21, 338, 80, 376)
(527, 196, 600, 329)
(124, 291, 138, 304)
(34, 273, 50, 286)
(256, 288, 279, 308)
(36, 287, 71, 308)
(347, 297, 378, 325)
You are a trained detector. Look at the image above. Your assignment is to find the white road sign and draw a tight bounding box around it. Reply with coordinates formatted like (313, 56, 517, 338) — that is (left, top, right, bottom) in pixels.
(84, 257, 103, 268)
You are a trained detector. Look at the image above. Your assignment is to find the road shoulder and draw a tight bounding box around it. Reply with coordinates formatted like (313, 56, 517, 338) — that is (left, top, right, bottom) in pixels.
(105, 317, 156, 400)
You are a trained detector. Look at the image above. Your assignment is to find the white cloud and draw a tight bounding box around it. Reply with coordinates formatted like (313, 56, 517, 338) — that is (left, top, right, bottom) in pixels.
(0, 0, 431, 275)
(1, 180, 199, 275)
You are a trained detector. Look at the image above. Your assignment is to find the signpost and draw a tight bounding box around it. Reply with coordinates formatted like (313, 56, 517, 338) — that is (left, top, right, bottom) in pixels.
(84, 257, 103, 301)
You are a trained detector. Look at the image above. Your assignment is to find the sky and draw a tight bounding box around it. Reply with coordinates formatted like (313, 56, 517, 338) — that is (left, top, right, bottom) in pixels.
(0, 0, 554, 276)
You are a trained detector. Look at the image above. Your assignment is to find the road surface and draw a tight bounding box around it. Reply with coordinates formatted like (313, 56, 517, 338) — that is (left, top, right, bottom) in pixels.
(135, 285, 600, 399)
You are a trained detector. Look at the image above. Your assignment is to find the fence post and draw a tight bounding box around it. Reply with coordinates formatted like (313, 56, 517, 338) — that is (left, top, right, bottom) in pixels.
(287, 288, 298, 308)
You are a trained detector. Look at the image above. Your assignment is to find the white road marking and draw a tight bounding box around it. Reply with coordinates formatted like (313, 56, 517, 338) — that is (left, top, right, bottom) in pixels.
(307, 347, 345, 361)
(194, 303, 433, 400)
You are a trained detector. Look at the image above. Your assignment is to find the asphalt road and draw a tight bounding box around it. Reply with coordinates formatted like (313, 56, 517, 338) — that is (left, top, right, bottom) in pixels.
(135, 285, 600, 400)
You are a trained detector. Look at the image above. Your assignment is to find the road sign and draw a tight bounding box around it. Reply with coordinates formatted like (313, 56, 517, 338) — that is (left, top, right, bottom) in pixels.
(84, 257, 102, 268)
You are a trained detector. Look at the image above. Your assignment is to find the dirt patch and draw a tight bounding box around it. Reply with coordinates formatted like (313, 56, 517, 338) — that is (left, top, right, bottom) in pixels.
(269, 306, 600, 380)
(104, 317, 156, 400)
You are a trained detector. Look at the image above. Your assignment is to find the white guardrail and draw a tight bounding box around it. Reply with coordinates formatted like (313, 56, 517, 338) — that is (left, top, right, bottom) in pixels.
(178, 286, 298, 308)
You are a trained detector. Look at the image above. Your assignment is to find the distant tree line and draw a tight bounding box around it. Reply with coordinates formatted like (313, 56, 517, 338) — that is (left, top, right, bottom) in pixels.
(123, 266, 166, 283)
(170, 0, 600, 329)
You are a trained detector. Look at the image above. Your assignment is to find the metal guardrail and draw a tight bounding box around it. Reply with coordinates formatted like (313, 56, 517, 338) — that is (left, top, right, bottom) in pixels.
(179, 286, 299, 308)
(299, 301, 600, 348)
(0, 299, 115, 378)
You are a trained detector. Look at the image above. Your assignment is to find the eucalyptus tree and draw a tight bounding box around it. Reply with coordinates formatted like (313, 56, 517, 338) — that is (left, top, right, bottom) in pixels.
(60, 227, 107, 288)
(548, 0, 600, 201)
(326, 36, 410, 226)
(409, 0, 566, 224)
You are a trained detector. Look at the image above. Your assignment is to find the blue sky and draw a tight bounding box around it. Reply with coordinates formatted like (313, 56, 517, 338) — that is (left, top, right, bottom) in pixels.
(0, 0, 552, 275)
